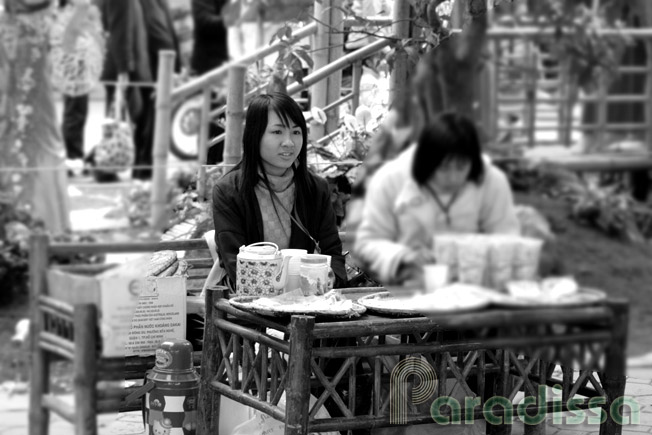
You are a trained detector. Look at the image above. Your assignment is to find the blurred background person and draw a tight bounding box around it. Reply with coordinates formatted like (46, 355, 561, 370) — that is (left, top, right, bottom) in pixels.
(353, 112, 520, 287)
(0, 0, 78, 234)
(345, 55, 440, 239)
(190, 0, 229, 165)
(57, 0, 103, 176)
(190, 0, 228, 75)
(98, 0, 180, 180)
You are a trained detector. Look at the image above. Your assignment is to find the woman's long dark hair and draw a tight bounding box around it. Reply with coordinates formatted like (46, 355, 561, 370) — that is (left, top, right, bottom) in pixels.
(412, 112, 485, 185)
(236, 92, 311, 197)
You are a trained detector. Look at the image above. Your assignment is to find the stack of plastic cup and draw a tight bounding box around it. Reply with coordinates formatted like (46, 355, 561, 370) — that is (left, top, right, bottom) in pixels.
(487, 236, 520, 292)
(433, 234, 459, 281)
(513, 237, 543, 280)
(281, 249, 307, 292)
(456, 235, 491, 286)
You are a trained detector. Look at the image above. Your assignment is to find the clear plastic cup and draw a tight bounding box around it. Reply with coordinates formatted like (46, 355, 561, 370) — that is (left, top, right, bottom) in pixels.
(423, 264, 450, 293)
(456, 235, 491, 286)
(281, 249, 307, 292)
(488, 236, 520, 292)
(433, 234, 459, 281)
(512, 237, 543, 280)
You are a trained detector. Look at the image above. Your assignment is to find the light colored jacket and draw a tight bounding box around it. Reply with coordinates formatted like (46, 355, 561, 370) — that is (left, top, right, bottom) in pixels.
(354, 144, 520, 284)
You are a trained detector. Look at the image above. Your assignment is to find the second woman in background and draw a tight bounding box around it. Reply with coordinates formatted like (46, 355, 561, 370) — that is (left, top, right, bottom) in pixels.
(212, 92, 347, 289)
(354, 112, 520, 287)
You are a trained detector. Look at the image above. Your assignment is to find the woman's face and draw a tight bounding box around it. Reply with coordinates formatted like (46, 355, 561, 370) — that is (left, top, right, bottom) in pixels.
(431, 157, 471, 193)
(259, 110, 303, 176)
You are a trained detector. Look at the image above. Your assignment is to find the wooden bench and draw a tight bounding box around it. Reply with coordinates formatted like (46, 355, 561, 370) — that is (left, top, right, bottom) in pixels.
(28, 234, 212, 435)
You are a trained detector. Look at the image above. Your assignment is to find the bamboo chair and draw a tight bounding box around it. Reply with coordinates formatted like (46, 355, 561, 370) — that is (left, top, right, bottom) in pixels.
(27, 234, 212, 435)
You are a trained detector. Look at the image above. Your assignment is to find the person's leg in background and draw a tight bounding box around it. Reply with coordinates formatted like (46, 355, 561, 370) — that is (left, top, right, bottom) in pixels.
(62, 93, 89, 173)
(205, 90, 225, 165)
(132, 85, 154, 180)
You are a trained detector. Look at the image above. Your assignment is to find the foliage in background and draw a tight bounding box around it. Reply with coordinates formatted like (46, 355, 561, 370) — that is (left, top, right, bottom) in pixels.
(0, 198, 44, 306)
(526, 0, 630, 93)
(0, 197, 106, 306)
(500, 159, 652, 243)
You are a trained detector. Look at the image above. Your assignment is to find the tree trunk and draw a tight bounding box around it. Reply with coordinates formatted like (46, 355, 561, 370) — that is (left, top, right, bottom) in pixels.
(423, 0, 489, 118)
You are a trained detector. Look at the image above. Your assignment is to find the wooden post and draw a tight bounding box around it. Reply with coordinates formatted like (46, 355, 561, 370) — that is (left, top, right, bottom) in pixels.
(596, 74, 608, 149)
(28, 234, 50, 435)
(646, 39, 652, 150)
(198, 287, 224, 435)
(526, 43, 537, 148)
(479, 42, 497, 144)
(599, 300, 629, 435)
(74, 304, 98, 435)
(558, 60, 569, 145)
(325, 0, 344, 134)
(310, 0, 331, 141)
(390, 0, 411, 107)
(197, 86, 212, 200)
(351, 60, 363, 112)
(285, 315, 315, 435)
(224, 64, 247, 165)
(151, 50, 176, 233)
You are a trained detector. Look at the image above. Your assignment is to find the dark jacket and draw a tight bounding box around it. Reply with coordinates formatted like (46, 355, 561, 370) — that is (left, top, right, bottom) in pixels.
(139, 0, 181, 76)
(190, 0, 229, 75)
(212, 168, 347, 289)
(98, 0, 151, 82)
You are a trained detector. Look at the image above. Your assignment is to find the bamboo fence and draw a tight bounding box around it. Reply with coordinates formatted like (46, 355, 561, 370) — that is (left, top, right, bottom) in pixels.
(146, 0, 652, 229)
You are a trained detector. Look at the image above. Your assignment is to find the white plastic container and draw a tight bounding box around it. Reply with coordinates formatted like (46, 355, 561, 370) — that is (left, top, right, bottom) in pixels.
(299, 254, 330, 296)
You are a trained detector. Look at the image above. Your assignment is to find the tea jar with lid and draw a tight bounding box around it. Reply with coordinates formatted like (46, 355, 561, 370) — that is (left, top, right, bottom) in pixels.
(299, 254, 330, 296)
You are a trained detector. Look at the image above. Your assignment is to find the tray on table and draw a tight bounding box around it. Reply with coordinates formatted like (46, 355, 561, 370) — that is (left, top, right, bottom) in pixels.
(229, 295, 367, 319)
(487, 287, 607, 309)
(357, 288, 493, 317)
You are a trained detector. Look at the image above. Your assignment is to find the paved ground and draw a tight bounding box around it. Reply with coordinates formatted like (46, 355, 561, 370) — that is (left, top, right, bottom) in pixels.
(0, 366, 650, 434)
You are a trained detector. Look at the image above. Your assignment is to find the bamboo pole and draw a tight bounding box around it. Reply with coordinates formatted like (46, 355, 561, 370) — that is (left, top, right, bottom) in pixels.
(326, 0, 344, 134)
(74, 304, 99, 435)
(285, 315, 315, 435)
(41, 394, 75, 423)
(287, 39, 390, 95)
(526, 44, 537, 148)
(49, 238, 208, 255)
(197, 86, 212, 200)
(198, 288, 222, 435)
(173, 22, 317, 102)
(151, 50, 176, 233)
(600, 301, 629, 435)
(478, 43, 496, 144)
(223, 64, 247, 166)
(351, 60, 362, 111)
(646, 39, 652, 151)
(596, 74, 608, 149)
(310, 0, 331, 141)
(390, 0, 411, 107)
(29, 234, 50, 435)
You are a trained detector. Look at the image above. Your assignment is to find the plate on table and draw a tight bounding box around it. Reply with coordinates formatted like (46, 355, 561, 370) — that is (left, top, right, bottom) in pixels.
(357, 284, 494, 317)
(487, 287, 607, 309)
(228, 292, 367, 319)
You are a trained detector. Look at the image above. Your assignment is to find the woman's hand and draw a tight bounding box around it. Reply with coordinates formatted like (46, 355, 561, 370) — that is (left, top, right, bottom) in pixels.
(394, 248, 436, 286)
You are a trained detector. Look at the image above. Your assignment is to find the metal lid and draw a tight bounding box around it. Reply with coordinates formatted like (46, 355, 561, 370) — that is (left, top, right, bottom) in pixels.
(300, 254, 328, 265)
(153, 339, 194, 373)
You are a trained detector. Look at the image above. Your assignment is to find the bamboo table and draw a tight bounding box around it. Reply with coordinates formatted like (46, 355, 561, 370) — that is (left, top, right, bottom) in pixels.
(198, 288, 629, 435)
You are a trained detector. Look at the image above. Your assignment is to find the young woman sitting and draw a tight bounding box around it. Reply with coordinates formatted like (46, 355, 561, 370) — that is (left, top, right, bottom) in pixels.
(211, 92, 347, 290)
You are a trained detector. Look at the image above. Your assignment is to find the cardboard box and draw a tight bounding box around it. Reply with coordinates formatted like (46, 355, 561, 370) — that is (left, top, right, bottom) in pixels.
(46, 259, 187, 357)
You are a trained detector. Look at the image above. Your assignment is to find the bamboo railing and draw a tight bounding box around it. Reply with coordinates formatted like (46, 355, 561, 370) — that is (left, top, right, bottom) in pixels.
(149, 0, 652, 229)
(487, 26, 652, 153)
